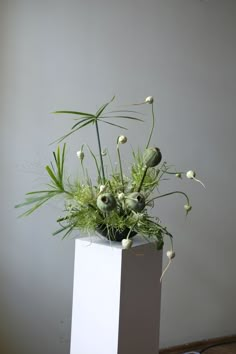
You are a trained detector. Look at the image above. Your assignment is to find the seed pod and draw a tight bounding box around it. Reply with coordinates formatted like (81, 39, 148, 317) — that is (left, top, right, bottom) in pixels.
(97, 193, 116, 212)
(143, 147, 162, 168)
(126, 192, 146, 212)
(122, 238, 133, 249)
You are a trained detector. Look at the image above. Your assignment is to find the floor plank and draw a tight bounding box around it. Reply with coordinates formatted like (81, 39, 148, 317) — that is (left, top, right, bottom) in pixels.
(160, 335, 236, 354)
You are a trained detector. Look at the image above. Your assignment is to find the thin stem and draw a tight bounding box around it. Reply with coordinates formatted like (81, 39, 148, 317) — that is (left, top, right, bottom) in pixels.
(161, 170, 185, 175)
(64, 190, 73, 197)
(138, 166, 148, 192)
(146, 103, 155, 148)
(95, 120, 106, 184)
(117, 143, 124, 191)
(160, 259, 172, 282)
(147, 190, 190, 205)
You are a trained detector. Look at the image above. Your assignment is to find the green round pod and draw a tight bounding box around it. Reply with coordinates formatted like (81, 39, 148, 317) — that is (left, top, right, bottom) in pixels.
(97, 193, 117, 212)
(143, 147, 162, 168)
(126, 192, 146, 212)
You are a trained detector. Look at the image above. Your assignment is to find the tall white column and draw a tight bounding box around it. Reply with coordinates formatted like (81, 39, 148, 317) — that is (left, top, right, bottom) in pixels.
(70, 236, 162, 354)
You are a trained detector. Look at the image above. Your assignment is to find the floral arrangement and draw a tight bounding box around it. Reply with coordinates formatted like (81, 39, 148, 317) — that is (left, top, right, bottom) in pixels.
(16, 96, 204, 277)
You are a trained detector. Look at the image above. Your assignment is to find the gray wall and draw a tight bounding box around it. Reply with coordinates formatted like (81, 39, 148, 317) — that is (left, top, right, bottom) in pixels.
(1, 0, 236, 353)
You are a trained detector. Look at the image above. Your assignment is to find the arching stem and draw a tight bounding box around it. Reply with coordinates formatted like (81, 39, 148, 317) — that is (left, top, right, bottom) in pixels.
(147, 190, 190, 205)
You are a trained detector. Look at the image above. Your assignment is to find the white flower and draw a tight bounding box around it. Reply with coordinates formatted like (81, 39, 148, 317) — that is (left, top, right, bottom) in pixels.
(166, 250, 175, 260)
(77, 150, 84, 161)
(145, 96, 154, 104)
(118, 135, 127, 144)
(122, 238, 133, 249)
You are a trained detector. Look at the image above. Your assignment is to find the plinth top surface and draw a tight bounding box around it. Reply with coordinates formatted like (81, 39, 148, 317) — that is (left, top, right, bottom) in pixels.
(74, 234, 153, 250)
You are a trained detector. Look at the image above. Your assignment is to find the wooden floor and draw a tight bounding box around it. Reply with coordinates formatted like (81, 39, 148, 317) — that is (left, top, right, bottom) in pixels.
(204, 343, 236, 353)
(159, 335, 236, 354)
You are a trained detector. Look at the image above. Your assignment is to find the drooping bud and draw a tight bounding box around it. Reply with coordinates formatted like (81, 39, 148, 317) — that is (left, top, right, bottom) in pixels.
(186, 170, 196, 179)
(184, 204, 192, 213)
(143, 147, 162, 168)
(145, 96, 154, 104)
(118, 135, 127, 144)
(122, 238, 133, 249)
(175, 173, 182, 179)
(186, 170, 205, 188)
(126, 192, 146, 212)
(96, 193, 116, 212)
(166, 250, 175, 260)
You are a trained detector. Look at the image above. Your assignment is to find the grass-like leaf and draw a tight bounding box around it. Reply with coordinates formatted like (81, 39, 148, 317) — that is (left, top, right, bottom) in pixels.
(53, 110, 94, 117)
(71, 117, 93, 130)
(16, 144, 70, 217)
(95, 96, 115, 118)
(101, 115, 144, 122)
(99, 120, 128, 130)
(53, 119, 94, 144)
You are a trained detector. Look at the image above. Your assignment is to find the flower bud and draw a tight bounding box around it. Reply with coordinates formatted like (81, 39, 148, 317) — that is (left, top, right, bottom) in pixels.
(145, 96, 154, 104)
(186, 170, 205, 188)
(118, 135, 127, 144)
(186, 170, 196, 179)
(184, 204, 192, 213)
(118, 192, 125, 201)
(126, 192, 145, 212)
(175, 173, 182, 179)
(122, 238, 133, 249)
(99, 185, 106, 193)
(143, 147, 162, 168)
(96, 193, 116, 212)
(77, 150, 84, 161)
(166, 250, 175, 260)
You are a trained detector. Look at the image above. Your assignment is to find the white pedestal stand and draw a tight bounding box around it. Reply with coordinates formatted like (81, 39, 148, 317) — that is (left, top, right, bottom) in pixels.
(70, 236, 162, 354)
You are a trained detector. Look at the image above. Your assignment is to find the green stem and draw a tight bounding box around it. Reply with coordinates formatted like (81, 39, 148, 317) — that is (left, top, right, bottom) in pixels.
(146, 103, 155, 148)
(95, 120, 106, 184)
(117, 143, 124, 192)
(161, 170, 185, 175)
(64, 190, 73, 197)
(138, 166, 148, 192)
(147, 190, 190, 205)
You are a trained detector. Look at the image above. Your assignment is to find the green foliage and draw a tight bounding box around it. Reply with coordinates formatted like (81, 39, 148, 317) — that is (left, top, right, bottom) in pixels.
(15, 144, 71, 217)
(16, 97, 195, 248)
